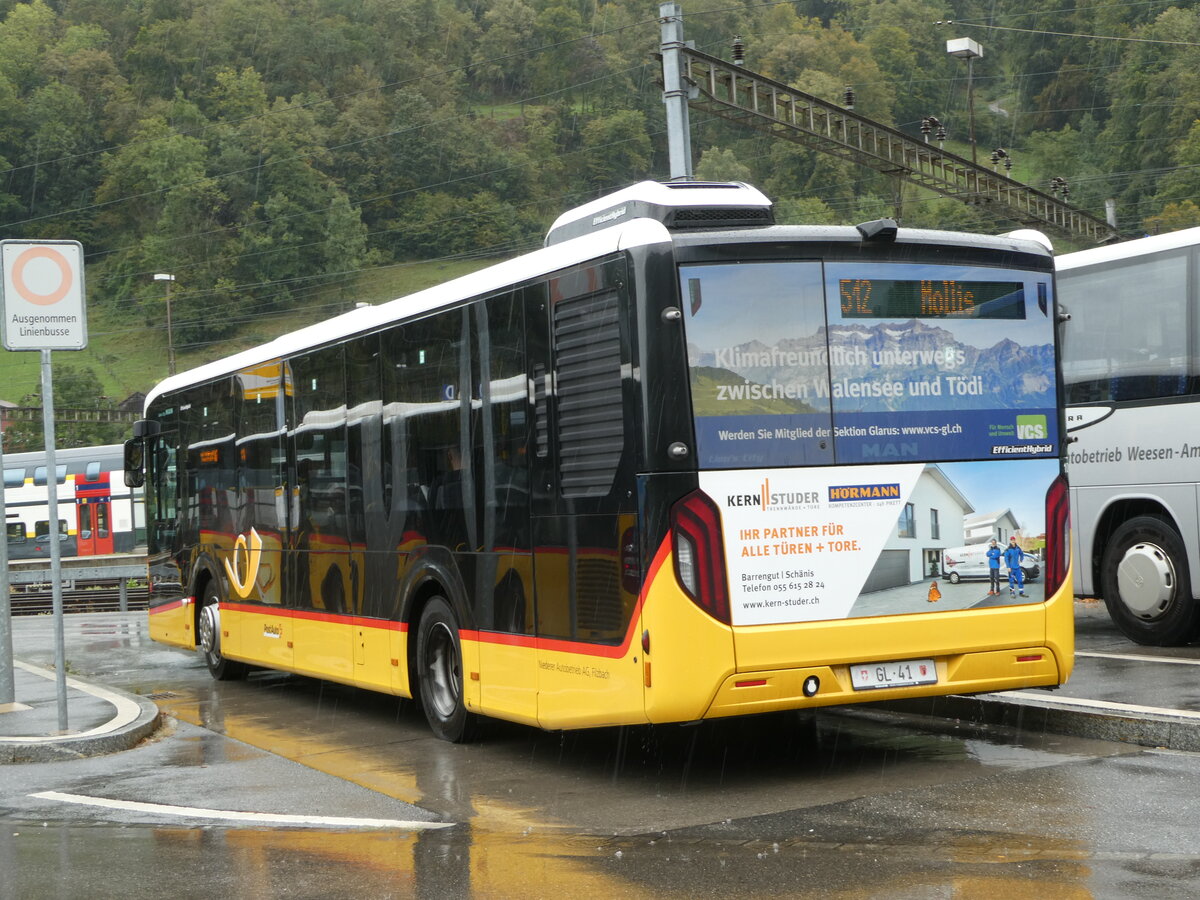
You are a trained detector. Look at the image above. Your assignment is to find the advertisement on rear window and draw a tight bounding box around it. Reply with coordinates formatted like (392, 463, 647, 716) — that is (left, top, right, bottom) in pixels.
(700, 457, 1058, 626)
(683, 261, 1058, 468)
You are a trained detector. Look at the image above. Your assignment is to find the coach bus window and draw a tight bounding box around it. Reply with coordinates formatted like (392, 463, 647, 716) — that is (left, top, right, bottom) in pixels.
(1062, 252, 1189, 402)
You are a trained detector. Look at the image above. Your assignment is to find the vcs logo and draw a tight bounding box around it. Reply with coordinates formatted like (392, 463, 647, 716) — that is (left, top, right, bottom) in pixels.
(1016, 414, 1048, 441)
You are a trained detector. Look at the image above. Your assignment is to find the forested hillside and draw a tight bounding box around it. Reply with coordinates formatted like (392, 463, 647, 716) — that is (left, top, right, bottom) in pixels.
(0, 0, 1195, 443)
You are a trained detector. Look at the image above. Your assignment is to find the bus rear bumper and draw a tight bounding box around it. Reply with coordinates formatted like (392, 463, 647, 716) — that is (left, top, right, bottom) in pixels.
(702, 646, 1065, 718)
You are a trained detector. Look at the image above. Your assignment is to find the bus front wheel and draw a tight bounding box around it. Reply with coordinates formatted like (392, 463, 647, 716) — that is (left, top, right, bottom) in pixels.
(1101, 516, 1200, 646)
(198, 583, 249, 680)
(416, 596, 479, 742)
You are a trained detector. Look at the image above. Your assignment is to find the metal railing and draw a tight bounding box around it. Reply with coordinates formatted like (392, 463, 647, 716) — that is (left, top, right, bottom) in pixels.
(676, 46, 1117, 243)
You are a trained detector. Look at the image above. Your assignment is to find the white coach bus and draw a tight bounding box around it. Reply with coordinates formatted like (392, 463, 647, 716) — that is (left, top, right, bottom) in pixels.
(1059, 227, 1200, 645)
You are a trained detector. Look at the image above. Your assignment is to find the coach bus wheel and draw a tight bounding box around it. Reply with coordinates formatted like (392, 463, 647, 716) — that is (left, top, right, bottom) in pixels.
(198, 584, 249, 681)
(1101, 516, 1200, 646)
(416, 596, 478, 742)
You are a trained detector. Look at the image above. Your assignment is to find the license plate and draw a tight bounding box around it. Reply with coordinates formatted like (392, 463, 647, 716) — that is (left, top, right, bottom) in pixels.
(850, 658, 937, 691)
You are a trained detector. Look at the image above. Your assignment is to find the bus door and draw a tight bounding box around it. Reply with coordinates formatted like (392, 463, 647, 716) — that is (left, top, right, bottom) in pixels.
(467, 294, 538, 723)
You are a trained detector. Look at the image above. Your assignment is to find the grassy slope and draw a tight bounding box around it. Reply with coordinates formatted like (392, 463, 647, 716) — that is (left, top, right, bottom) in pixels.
(0, 256, 497, 406)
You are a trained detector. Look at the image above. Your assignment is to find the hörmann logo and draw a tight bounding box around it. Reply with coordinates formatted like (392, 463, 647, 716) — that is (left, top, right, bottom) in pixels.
(1016, 414, 1048, 441)
(725, 478, 820, 510)
(828, 483, 902, 503)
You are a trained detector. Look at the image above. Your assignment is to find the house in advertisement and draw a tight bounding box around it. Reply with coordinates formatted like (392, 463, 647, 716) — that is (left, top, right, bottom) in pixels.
(864, 464, 973, 591)
(963, 508, 1022, 545)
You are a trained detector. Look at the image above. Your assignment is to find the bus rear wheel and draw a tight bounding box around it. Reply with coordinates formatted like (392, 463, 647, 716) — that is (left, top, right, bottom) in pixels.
(198, 583, 249, 680)
(1101, 516, 1200, 646)
(416, 596, 478, 742)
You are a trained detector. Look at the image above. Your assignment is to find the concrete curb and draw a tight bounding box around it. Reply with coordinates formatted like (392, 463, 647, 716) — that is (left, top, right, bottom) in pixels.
(0, 662, 162, 764)
(879, 690, 1200, 753)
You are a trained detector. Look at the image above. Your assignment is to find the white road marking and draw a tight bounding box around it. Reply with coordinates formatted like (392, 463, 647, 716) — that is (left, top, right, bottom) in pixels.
(0, 661, 143, 743)
(1077, 650, 1200, 666)
(1000, 691, 1200, 720)
(30, 790, 453, 830)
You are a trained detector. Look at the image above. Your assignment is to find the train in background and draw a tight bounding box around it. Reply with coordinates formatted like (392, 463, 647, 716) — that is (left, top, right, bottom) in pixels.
(4, 443, 143, 560)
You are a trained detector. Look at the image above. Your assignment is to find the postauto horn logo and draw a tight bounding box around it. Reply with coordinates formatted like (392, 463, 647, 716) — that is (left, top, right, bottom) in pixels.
(1016, 414, 1048, 441)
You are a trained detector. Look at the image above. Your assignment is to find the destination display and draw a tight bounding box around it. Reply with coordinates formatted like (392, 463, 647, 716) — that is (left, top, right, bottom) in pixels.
(839, 278, 1026, 319)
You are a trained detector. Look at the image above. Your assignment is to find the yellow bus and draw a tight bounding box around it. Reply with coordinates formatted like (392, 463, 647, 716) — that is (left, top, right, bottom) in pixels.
(126, 181, 1073, 741)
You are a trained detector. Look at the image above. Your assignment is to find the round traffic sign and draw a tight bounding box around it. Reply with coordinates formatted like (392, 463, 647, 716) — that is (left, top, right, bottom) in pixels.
(11, 245, 73, 306)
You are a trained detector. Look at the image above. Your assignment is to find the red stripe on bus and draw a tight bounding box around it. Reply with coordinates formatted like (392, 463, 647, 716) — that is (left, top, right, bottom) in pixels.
(148, 598, 190, 615)
(220, 602, 409, 632)
(212, 536, 672, 655)
(469, 536, 672, 659)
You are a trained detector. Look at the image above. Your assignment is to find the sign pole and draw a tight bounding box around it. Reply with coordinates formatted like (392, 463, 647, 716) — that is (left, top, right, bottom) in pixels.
(41, 348, 68, 729)
(0, 421, 12, 706)
(0, 239, 87, 730)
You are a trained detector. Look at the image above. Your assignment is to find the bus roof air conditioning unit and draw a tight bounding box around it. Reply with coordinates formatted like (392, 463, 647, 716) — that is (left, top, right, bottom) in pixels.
(544, 181, 774, 246)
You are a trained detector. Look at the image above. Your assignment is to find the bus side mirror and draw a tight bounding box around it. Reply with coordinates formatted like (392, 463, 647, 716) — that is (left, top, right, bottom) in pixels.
(124, 438, 146, 488)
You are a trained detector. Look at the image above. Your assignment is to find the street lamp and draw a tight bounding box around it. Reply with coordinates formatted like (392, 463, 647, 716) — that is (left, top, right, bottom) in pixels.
(153, 273, 176, 376)
(946, 37, 983, 164)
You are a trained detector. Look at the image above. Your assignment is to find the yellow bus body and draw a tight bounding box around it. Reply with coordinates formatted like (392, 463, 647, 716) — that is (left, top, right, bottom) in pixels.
(150, 535, 1073, 731)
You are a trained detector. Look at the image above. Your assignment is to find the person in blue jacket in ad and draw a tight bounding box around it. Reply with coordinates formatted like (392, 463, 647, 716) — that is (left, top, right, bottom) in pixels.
(1004, 536, 1028, 597)
(986, 539, 1003, 595)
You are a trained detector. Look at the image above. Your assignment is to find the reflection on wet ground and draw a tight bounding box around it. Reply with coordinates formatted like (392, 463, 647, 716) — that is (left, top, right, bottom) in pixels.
(150, 671, 1114, 837)
(0, 816, 1164, 899)
(8, 612, 1200, 898)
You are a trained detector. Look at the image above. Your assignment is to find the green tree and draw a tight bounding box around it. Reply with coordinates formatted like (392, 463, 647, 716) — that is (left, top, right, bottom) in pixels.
(695, 147, 752, 183)
(3, 365, 126, 452)
(575, 109, 650, 193)
(1102, 7, 1200, 225)
(1144, 201, 1200, 235)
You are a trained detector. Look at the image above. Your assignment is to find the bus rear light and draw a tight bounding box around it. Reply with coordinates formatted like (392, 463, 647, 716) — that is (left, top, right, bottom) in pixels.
(671, 490, 731, 624)
(1043, 473, 1070, 598)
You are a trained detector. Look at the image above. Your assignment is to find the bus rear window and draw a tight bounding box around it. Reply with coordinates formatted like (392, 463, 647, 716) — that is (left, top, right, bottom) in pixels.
(682, 260, 1058, 469)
